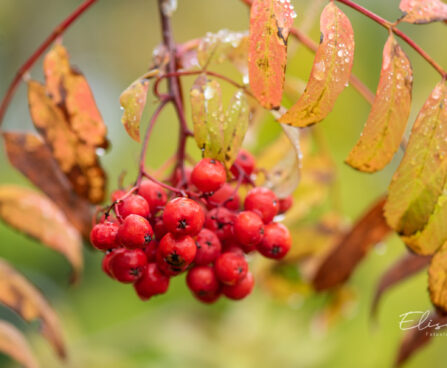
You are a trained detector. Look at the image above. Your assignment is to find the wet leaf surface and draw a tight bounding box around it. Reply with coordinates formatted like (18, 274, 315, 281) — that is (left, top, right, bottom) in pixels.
(399, 0, 447, 24)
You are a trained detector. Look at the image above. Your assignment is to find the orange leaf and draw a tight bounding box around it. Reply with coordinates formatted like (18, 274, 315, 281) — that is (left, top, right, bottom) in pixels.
(312, 196, 391, 291)
(44, 44, 107, 148)
(248, 0, 295, 109)
(428, 241, 447, 312)
(384, 81, 447, 238)
(0, 259, 65, 358)
(0, 321, 39, 368)
(371, 253, 430, 317)
(0, 185, 83, 282)
(395, 311, 447, 366)
(346, 35, 412, 172)
(279, 2, 354, 127)
(399, 0, 447, 24)
(28, 80, 106, 204)
(2, 131, 92, 238)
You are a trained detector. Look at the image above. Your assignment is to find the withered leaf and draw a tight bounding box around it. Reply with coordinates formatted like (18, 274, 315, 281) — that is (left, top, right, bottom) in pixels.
(313, 196, 391, 291)
(0, 185, 83, 281)
(279, 2, 354, 127)
(43, 44, 107, 148)
(372, 253, 431, 317)
(28, 80, 106, 204)
(0, 259, 65, 358)
(248, 0, 295, 109)
(399, 0, 447, 24)
(0, 321, 39, 368)
(2, 131, 92, 238)
(346, 35, 412, 172)
(385, 81, 447, 238)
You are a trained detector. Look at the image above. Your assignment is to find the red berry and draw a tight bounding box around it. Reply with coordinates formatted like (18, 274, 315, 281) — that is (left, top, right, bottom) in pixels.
(194, 228, 222, 265)
(215, 252, 248, 285)
(134, 263, 170, 300)
(156, 233, 197, 276)
(230, 149, 256, 179)
(222, 271, 254, 300)
(234, 211, 264, 247)
(172, 167, 193, 188)
(138, 179, 167, 215)
(111, 189, 126, 203)
(205, 208, 235, 241)
(108, 248, 147, 283)
(222, 242, 245, 256)
(186, 265, 221, 303)
(117, 214, 154, 249)
(244, 187, 279, 224)
(191, 158, 227, 193)
(144, 240, 158, 262)
(90, 221, 119, 251)
(163, 197, 205, 236)
(278, 196, 293, 214)
(102, 249, 120, 278)
(152, 214, 168, 241)
(207, 183, 240, 211)
(257, 223, 291, 259)
(117, 194, 150, 219)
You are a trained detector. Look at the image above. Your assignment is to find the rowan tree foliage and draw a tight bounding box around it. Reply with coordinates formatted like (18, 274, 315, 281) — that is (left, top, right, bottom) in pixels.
(0, 0, 447, 367)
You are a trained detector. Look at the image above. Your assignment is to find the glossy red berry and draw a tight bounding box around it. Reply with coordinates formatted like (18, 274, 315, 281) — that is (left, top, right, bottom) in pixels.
(144, 240, 158, 262)
(163, 197, 205, 236)
(221, 241, 245, 256)
(215, 252, 248, 285)
(108, 248, 147, 283)
(102, 249, 120, 278)
(152, 214, 168, 241)
(244, 187, 279, 224)
(90, 221, 119, 251)
(194, 228, 222, 265)
(111, 189, 126, 203)
(191, 158, 227, 193)
(117, 194, 150, 219)
(117, 214, 154, 249)
(138, 179, 167, 215)
(257, 223, 291, 259)
(278, 196, 293, 214)
(234, 211, 264, 247)
(207, 183, 240, 211)
(134, 263, 170, 300)
(186, 265, 221, 303)
(230, 148, 256, 179)
(205, 208, 235, 241)
(222, 271, 254, 300)
(156, 233, 197, 276)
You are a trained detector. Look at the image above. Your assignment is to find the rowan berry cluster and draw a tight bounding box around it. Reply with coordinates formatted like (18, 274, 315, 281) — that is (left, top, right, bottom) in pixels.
(90, 149, 293, 303)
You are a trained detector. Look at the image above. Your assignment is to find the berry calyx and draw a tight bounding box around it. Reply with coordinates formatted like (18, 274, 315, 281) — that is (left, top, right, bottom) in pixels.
(194, 228, 222, 265)
(163, 197, 205, 236)
(233, 211, 264, 247)
(156, 232, 197, 276)
(222, 272, 254, 300)
(215, 252, 248, 285)
(117, 194, 150, 219)
(138, 179, 167, 215)
(108, 248, 147, 283)
(230, 149, 256, 179)
(207, 183, 240, 211)
(191, 158, 227, 193)
(90, 221, 119, 251)
(244, 187, 279, 224)
(205, 207, 235, 241)
(117, 214, 154, 249)
(186, 265, 221, 303)
(134, 263, 170, 300)
(257, 223, 291, 259)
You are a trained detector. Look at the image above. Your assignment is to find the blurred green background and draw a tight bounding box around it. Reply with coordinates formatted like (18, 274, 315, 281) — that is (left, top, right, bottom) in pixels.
(1, 0, 447, 367)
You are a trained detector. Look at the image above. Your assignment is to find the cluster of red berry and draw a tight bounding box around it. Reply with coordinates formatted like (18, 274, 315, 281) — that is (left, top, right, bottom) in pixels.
(90, 149, 293, 303)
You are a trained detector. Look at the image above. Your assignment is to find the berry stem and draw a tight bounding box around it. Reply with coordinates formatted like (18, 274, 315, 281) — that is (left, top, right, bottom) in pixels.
(0, 0, 98, 129)
(334, 0, 447, 79)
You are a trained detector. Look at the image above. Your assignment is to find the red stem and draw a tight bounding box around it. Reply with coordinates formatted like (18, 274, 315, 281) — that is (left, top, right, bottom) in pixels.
(335, 0, 447, 79)
(0, 0, 98, 128)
